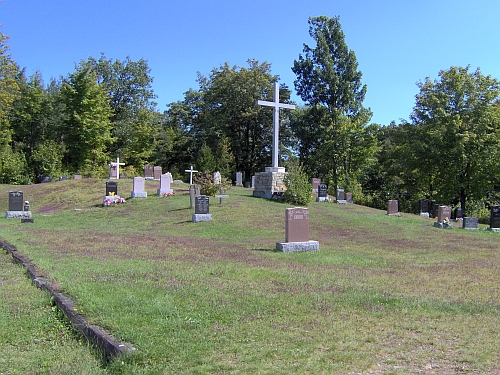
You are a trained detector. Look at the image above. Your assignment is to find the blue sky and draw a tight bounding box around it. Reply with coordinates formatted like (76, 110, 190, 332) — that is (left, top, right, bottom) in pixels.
(2, 0, 500, 126)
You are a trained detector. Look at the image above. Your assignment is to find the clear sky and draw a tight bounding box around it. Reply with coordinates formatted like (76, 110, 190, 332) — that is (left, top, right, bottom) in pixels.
(2, 0, 499, 126)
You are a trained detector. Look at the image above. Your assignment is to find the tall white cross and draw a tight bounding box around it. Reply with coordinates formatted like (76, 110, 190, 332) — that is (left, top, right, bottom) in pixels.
(109, 157, 125, 179)
(258, 82, 295, 170)
(185, 165, 198, 185)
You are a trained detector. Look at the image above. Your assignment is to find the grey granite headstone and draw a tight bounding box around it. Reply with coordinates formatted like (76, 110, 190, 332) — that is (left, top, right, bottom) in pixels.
(236, 172, 243, 186)
(387, 200, 398, 215)
(336, 188, 347, 204)
(9, 191, 23, 211)
(189, 184, 200, 209)
(192, 195, 212, 222)
(462, 217, 479, 230)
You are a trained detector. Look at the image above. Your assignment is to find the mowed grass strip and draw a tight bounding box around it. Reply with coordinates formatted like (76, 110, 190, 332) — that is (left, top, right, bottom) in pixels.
(1, 180, 500, 373)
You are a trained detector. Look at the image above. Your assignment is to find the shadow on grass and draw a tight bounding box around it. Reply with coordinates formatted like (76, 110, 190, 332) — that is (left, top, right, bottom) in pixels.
(252, 247, 282, 253)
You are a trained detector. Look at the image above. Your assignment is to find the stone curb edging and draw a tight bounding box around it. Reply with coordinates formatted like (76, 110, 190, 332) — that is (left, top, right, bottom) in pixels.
(0, 239, 135, 362)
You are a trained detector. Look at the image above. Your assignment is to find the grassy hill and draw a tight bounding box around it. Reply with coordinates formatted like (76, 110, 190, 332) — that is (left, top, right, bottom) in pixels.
(1, 178, 500, 374)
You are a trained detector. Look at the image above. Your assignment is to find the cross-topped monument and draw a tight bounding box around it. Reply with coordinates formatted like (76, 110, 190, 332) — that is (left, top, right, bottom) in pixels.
(258, 82, 295, 171)
(185, 165, 199, 185)
(109, 157, 125, 179)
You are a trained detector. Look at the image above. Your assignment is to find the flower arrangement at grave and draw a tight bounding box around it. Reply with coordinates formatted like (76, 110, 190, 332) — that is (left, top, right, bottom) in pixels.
(161, 191, 175, 197)
(103, 191, 126, 206)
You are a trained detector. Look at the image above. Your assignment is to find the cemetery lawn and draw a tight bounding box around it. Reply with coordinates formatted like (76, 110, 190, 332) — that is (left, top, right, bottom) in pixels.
(1, 178, 500, 374)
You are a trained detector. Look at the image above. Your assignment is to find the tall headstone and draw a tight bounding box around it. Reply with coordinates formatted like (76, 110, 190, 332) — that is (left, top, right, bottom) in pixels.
(276, 207, 319, 252)
(254, 82, 295, 199)
(192, 195, 212, 222)
(434, 205, 453, 228)
(131, 177, 147, 198)
(387, 200, 398, 215)
(144, 165, 154, 180)
(213, 171, 221, 185)
(189, 184, 200, 209)
(153, 166, 162, 181)
(346, 192, 353, 204)
(489, 205, 500, 231)
(311, 178, 321, 193)
(251, 175, 255, 188)
(317, 183, 328, 202)
(418, 198, 429, 214)
(157, 173, 173, 196)
(235, 172, 243, 187)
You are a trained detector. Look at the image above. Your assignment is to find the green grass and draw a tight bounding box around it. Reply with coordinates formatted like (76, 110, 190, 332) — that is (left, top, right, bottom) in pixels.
(1, 178, 500, 374)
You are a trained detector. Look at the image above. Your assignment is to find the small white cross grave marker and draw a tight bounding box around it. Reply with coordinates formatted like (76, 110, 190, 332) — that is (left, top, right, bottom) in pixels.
(109, 157, 125, 179)
(257, 82, 295, 170)
(185, 165, 199, 185)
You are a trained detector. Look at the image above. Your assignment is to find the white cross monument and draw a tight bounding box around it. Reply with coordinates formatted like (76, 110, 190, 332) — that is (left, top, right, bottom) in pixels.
(257, 82, 295, 172)
(185, 165, 198, 185)
(109, 157, 125, 179)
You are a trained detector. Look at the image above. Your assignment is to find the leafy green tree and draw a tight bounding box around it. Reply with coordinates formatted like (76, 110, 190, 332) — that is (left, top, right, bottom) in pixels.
(60, 65, 114, 174)
(410, 66, 500, 214)
(197, 141, 216, 173)
(292, 16, 376, 191)
(283, 161, 313, 206)
(215, 136, 235, 179)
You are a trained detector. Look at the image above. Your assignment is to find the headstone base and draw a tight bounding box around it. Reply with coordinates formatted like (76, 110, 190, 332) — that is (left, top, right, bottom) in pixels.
(434, 221, 453, 229)
(276, 241, 319, 253)
(336, 200, 347, 204)
(486, 227, 500, 232)
(131, 191, 147, 198)
(420, 212, 430, 218)
(5, 211, 32, 218)
(145, 177, 154, 180)
(316, 197, 330, 202)
(157, 189, 173, 196)
(192, 214, 212, 223)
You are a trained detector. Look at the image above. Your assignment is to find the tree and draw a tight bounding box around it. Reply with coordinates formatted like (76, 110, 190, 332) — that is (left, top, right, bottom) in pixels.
(292, 16, 376, 191)
(410, 66, 500, 214)
(60, 65, 114, 174)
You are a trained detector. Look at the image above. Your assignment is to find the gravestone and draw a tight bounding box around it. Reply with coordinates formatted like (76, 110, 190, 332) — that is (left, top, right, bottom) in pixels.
(316, 183, 328, 202)
(73, 175, 82, 180)
(434, 205, 453, 228)
(6, 191, 31, 218)
(213, 171, 221, 185)
(144, 165, 154, 179)
(106, 181, 118, 196)
(276, 207, 319, 252)
(433, 204, 441, 218)
(157, 173, 174, 196)
(59, 176, 68, 181)
(454, 207, 463, 220)
(251, 176, 255, 188)
(153, 166, 162, 180)
(109, 157, 125, 179)
(387, 200, 399, 215)
(488, 205, 500, 231)
(336, 188, 347, 204)
(235, 172, 243, 187)
(346, 192, 353, 204)
(189, 184, 200, 209)
(311, 178, 321, 192)
(462, 217, 479, 230)
(192, 195, 212, 222)
(40, 175, 52, 183)
(131, 177, 147, 198)
(418, 198, 429, 214)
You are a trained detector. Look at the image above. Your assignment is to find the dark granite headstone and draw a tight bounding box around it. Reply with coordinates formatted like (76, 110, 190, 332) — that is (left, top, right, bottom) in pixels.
(59, 176, 68, 181)
(40, 175, 52, 183)
(21, 218, 34, 223)
(454, 207, 463, 219)
(285, 207, 309, 242)
(490, 205, 500, 228)
(195, 195, 209, 214)
(318, 184, 328, 198)
(9, 191, 24, 211)
(433, 204, 441, 218)
(106, 181, 118, 196)
(387, 200, 398, 215)
(418, 198, 429, 213)
(144, 165, 154, 179)
(463, 217, 479, 230)
(336, 189, 345, 201)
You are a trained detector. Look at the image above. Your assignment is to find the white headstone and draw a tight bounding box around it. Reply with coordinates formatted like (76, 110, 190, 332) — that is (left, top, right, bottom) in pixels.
(157, 172, 174, 196)
(236, 172, 243, 186)
(213, 171, 221, 185)
(131, 177, 147, 198)
(257, 82, 295, 172)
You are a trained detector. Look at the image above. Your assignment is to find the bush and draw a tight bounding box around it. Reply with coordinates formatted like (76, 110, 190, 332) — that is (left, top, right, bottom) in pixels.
(194, 172, 232, 196)
(283, 163, 312, 206)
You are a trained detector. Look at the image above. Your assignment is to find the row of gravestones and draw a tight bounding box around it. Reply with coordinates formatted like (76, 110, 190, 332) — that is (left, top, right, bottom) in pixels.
(386, 199, 500, 230)
(312, 178, 353, 204)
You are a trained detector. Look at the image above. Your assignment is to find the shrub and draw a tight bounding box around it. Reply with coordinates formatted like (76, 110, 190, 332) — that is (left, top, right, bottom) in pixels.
(283, 163, 312, 206)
